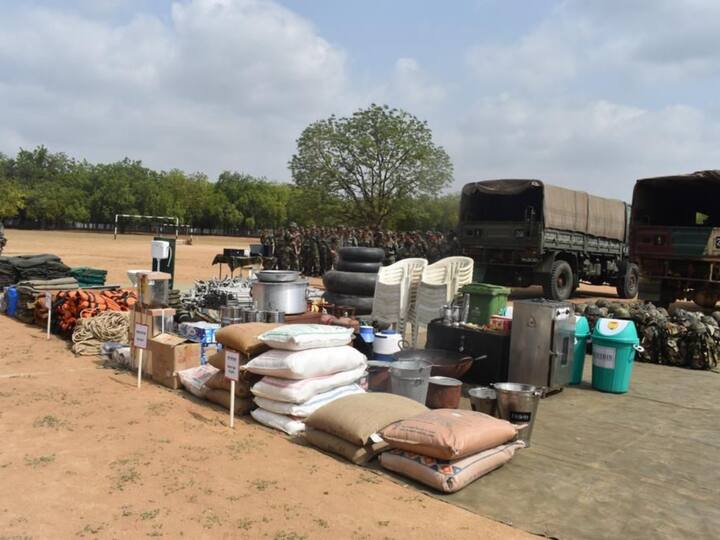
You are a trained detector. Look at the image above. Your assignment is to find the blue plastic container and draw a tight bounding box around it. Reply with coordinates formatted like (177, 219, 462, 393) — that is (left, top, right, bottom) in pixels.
(6, 287, 18, 317)
(591, 318, 642, 394)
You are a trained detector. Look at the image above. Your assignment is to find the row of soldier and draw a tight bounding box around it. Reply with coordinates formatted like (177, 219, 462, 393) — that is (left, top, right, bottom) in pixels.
(261, 224, 462, 276)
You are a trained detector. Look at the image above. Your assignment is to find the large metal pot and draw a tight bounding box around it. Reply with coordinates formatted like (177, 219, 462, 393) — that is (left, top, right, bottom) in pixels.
(251, 278, 308, 315)
(256, 270, 300, 283)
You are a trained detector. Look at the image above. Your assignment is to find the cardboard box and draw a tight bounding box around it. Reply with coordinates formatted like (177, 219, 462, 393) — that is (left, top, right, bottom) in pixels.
(129, 307, 176, 375)
(149, 333, 206, 389)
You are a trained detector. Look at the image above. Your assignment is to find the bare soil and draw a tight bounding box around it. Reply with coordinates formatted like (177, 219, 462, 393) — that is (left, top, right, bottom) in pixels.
(0, 315, 532, 539)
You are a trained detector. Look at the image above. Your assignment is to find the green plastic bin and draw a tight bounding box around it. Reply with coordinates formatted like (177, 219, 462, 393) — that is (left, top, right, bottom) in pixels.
(570, 316, 590, 385)
(461, 283, 511, 325)
(591, 318, 642, 394)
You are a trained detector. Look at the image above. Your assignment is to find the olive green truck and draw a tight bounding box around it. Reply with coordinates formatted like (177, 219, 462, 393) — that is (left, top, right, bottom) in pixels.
(459, 179, 638, 301)
(631, 170, 720, 308)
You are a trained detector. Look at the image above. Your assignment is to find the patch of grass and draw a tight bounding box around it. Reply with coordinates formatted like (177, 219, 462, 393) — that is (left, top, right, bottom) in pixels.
(24, 454, 56, 468)
(140, 509, 160, 521)
(146, 402, 170, 416)
(33, 414, 64, 429)
(77, 522, 106, 536)
(274, 531, 307, 540)
(121, 505, 134, 518)
(249, 479, 277, 492)
(199, 509, 221, 529)
(314, 518, 329, 528)
(109, 457, 141, 491)
(236, 518, 254, 530)
(356, 473, 381, 485)
(377, 520, 390, 527)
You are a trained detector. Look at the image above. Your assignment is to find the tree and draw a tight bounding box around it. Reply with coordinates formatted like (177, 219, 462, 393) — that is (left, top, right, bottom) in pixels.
(289, 104, 453, 227)
(0, 176, 25, 218)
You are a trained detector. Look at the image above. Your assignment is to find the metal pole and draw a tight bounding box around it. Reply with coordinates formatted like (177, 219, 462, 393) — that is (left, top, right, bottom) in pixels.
(114, 214, 118, 240)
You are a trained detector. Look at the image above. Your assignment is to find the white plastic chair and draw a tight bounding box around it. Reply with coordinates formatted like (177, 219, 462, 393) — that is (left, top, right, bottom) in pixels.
(370, 258, 427, 335)
(408, 256, 474, 346)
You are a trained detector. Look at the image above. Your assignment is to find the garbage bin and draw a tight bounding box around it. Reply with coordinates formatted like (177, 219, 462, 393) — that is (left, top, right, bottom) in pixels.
(494, 382, 542, 447)
(461, 283, 511, 325)
(591, 318, 643, 394)
(570, 316, 591, 385)
(6, 287, 18, 317)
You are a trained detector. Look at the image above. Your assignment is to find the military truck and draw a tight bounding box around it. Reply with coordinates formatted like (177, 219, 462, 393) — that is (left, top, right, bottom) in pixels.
(630, 170, 720, 308)
(459, 179, 638, 301)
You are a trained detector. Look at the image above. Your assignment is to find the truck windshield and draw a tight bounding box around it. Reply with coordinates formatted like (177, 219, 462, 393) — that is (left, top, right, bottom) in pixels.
(460, 188, 542, 222)
(634, 181, 720, 227)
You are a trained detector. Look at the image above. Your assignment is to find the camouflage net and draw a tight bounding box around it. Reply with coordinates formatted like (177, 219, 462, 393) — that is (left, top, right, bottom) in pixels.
(575, 300, 720, 371)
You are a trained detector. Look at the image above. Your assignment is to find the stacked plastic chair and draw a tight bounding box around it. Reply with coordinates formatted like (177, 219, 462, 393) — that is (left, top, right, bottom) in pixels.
(370, 258, 428, 336)
(408, 256, 474, 347)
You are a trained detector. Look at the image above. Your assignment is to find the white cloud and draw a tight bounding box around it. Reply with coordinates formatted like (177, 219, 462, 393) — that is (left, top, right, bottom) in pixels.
(0, 0, 352, 179)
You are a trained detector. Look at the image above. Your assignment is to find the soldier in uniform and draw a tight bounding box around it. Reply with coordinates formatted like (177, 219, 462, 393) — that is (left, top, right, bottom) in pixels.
(0, 221, 6, 256)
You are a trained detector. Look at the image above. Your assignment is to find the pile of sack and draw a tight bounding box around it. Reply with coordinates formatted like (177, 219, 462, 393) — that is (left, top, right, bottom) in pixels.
(246, 325, 367, 435)
(378, 409, 524, 493)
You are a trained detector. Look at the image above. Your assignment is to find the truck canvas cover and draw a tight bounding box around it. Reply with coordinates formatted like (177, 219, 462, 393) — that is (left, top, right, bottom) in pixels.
(462, 179, 627, 241)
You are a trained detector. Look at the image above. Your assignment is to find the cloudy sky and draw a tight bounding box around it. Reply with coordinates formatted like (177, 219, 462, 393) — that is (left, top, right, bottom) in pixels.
(1, 0, 718, 200)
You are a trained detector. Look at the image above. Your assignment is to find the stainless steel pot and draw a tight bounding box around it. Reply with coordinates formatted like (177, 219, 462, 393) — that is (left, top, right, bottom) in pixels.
(220, 305, 243, 327)
(251, 278, 307, 315)
(256, 270, 300, 283)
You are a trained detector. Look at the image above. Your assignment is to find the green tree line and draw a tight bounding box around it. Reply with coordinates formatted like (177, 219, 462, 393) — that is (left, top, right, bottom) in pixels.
(0, 146, 459, 232)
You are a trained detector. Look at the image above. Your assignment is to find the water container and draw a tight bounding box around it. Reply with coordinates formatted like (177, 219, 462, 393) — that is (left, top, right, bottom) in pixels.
(570, 316, 591, 384)
(6, 287, 18, 317)
(373, 329, 405, 361)
(461, 283, 511, 325)
(389, 360, 432, 404)
(591, 318, 643, 394)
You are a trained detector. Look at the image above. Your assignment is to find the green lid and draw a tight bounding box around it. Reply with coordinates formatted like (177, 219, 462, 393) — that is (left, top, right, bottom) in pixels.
(462, 283, 511, 296)
(592, 318, 639, 344)
(575, 316, 590, 338)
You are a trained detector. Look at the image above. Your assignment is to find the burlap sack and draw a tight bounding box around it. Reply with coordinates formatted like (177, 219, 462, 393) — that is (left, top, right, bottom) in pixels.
(380, 409, 518, 460)
(205, 389, 253, 415)
(304, 393, 428, 447)
(205, 371, 253, 398)
(379, 441, 524, 493)
(215, 323, 282, 356)
(304, 427, 388, 465)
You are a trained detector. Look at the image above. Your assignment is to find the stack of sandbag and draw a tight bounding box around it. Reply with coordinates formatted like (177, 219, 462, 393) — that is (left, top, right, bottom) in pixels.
(11, 254, 71, 281)
(247, 324, 367, 436)
(0, 257, 15, 287)
(303, 393, 428, 465)
(378, 409, 524, 493)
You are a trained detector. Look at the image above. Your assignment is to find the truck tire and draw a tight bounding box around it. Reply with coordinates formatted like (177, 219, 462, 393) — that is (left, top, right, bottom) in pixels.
(322, 270, 377, 296)
(543, 260, 574, 301)
(338, 247, 385, 263)
(335, 260, 382, 273)
(616, 263, 640, 299)
(323, 291, 374, 315)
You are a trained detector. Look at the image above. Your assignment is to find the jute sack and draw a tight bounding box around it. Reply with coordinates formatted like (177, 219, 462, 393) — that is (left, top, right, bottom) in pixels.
(379, 441, 525, 493)
(205, 371, 254, 398)
(205, 389, 253, 415)
(215, 323, 282, 356)
(304, 427, 388, 465)
(380, 409, 518, 460)
(305, 393, 428, 447)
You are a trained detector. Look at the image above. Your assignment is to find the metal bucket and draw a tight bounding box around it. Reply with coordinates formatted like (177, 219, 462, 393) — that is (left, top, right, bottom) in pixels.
(426, 376, 462, 409)
(265, 310, 285, 323)
(389, 360, 432, 404)
(494, 382, 542, 447)
(468, 386, 497, 416)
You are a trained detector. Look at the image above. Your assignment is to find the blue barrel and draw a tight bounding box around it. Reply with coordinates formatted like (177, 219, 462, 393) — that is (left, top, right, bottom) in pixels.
(6, 287, 18, 317)
(570, 316, 590, 385)
(591, 318, 642, 394)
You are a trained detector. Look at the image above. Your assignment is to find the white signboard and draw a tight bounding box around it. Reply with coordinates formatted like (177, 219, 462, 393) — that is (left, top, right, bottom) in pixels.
(225, 350, 240, 381)
(133, 323, 149, 349)
(593, 345, 616, 369)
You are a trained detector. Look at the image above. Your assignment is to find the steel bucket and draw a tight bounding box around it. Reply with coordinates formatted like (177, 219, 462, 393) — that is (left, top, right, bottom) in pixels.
(494, 382, 542, 447)
(389, 360, 432, 404)
(468, 386, 497, 416)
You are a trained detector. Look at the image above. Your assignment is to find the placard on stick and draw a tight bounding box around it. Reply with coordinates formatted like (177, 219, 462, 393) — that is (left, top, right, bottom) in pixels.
(225, 350, 240, 428)
(134, 323, 149, 389)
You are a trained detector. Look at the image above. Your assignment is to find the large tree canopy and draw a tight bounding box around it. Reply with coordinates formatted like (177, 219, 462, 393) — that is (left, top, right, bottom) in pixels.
(289, 104, 453, 226)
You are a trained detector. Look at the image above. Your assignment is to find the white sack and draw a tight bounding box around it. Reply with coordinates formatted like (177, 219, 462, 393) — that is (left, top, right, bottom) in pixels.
(251, 365, 367, 404)
(258, 324, 354, 351)
(253, 384, 365, 418)
(250, 407, 305, 436)
(243, 346, 366, 379)
(178, 364, 218, 398)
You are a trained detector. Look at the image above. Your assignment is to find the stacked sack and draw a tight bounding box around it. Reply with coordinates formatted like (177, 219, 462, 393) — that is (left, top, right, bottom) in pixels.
(304, 393, 429, 465)
(247, 325, 367, 435)
(378, 409, 524, 493)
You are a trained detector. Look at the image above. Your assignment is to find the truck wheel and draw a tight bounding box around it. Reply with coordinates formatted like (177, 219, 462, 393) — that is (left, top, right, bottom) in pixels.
(616, 263, 640, 299)
(543, 260, 574, 300)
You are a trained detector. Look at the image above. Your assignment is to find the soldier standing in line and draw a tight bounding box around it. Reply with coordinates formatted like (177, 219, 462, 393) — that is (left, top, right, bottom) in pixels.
(310, 227, 321, 276)
(319, 228, 331, 275)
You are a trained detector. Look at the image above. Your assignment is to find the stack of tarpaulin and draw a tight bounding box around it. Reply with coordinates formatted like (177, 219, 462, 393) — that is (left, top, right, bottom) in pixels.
(70, 267, 107, 288)
(0, 257, 15, 288)
(13, 277, 79, 324)
(0, 254, 71, 288)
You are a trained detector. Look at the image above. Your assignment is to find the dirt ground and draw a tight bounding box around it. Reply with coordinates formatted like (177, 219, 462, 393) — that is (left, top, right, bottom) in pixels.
(0, 316, 532, 539)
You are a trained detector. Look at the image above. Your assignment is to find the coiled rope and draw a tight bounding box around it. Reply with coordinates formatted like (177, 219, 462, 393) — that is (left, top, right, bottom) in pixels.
(71, 311, 130, 356)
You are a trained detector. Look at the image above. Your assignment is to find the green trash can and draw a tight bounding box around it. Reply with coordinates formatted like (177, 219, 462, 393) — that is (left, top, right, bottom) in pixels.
(591, 318, 643, 394)
(570, 316, 590, 385)
(461, 283, 511, 325)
